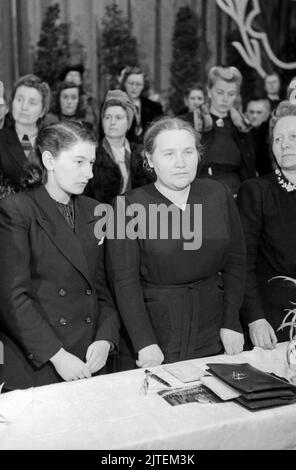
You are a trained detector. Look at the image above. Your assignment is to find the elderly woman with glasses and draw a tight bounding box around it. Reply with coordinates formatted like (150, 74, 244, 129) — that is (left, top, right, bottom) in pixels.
(119, 66, 163, 144)
(237, 100, 296, 349)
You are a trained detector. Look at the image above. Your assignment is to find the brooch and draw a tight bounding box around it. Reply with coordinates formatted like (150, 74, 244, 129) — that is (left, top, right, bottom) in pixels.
(216, 118, 224, 127)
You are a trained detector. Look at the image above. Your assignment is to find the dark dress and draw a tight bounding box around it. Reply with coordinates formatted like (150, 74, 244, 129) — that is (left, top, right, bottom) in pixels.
(198, 114, 256, 195)
(106, 178, 246, 370)
(237, 174, 296, 342)
(0, 186, 119, 390)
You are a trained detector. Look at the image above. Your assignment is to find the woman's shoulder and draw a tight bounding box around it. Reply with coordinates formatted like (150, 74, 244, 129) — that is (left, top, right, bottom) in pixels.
(238, 174, 274, 194)
(0, 190, 36, 219)
(192, 177, 231, 197)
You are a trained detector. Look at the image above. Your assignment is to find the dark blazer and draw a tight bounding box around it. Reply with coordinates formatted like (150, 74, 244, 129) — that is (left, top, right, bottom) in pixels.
(0, 125, 28, 192)
(126, 96, 163, 144)
(0, 186, 119, 390)
(84, 138, 155, 205)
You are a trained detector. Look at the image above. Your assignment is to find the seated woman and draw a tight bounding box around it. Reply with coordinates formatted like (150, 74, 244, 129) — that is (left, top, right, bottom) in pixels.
(0, 120, 119, 391)
(119, 66, 163, 144)
(199, 66, 256, 196)
(106, 117, 246, 371)
(0, 74, 51, 194)
(85, 89, 154, 204)
(237, 100, 296, 349)
(44, 81, 94, 132)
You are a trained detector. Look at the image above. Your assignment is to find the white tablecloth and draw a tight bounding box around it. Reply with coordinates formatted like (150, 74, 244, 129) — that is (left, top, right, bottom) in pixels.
(0, 342, 295, 450)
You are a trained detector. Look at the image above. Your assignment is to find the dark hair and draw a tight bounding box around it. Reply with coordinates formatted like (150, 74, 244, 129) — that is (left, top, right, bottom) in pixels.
(143, 115, 203, 172)
(11, 74, 51, 119)
(53, 81, 85, 118)
(24, 120, 97, 187)
(59, 63, 85, 82)
(184, 83, 205, 99)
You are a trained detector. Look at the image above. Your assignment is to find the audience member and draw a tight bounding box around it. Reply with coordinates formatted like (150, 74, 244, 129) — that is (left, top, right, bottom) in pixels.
(85, 89, 154, 204)
(0, 120, 119, 391)
(119, 66, 163, 144)
(198, 66, 256, 196)
(106, 117, 246, 371)
(0, 74, 50, 194)
(237, 100, 296, 348)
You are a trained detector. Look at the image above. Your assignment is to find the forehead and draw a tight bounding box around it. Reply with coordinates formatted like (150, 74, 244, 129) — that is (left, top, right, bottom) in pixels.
(59, 141, 96, 159)
(188, 89, 204, 98)
(15, 85, 43, 100)
(104, 105, 127, 115)
(66, 70, 81, 77)
(274, 116, 296, 133)
(211, 79, 237, 92)
(247, 102, 265, 112)
(265, 75, 279, 83)
(126, 73, 144, 83)
(154, 129, 195, 150)
(61, 87, 79, 96)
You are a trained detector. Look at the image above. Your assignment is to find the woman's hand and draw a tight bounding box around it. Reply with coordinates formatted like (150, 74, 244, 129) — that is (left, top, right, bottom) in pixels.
(85, 340, 111, 374)
(220, 328, 244, 355)
(50, 348, 91, 381)
(248, 319, 277, 350)
(136, 344, 164, 368)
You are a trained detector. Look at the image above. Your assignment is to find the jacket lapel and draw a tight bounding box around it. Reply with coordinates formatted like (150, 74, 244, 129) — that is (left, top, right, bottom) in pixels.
(32, 186, 93, 285)
(5, 127, 27, 170)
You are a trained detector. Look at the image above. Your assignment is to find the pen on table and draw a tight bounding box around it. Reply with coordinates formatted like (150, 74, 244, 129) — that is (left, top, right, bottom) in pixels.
(145, 369, 172, 388)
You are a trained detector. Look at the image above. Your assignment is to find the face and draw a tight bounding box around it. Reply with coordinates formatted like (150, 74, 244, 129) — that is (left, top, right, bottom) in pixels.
(147, 129, 198, 191)
(0, 101, 8, 123)
(246, 101, 268, 127)
(208, 79, 237, 116)
(124, 73, 144, 100)
(65, 71, 82, 87)
(60, 87, 79, 116)
(272, 116, 296, 171)
(184, 89, 205, 112)
(12, 85, 44, 126)
(45, 141, 96, 198)
(103, 105, 129, 139)
(264, 75, 280, 95)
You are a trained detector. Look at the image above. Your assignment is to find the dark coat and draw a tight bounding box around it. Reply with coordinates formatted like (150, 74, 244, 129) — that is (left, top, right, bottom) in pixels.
(0, 186, 119, 390)
(126, 96, 163, 144)
(0, 125, 28, 192)
(237, 174, 296, 342)
(84, 138, 155, 205)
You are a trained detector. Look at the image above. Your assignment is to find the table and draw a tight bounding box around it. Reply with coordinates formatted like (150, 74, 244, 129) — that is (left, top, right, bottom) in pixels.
(0, 342, 295, 450)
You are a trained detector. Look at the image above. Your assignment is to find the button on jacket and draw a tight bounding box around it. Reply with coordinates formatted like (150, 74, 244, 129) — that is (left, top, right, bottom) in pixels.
(0, 186, 119, 390)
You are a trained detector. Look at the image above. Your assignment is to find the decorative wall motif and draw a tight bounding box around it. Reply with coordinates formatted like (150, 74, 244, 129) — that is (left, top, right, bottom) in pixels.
(216, 0, 296, 77)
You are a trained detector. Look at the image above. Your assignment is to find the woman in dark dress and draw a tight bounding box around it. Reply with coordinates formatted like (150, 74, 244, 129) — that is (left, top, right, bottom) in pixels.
(106, 117, 246, 370)
(119, 66, 163, 144)
(199, 66, 256, 196)
(0, 74, 51, 195)
(0, 121, 119, 391)
(237, 101, 296, 348)
(85, 89, 154, 204)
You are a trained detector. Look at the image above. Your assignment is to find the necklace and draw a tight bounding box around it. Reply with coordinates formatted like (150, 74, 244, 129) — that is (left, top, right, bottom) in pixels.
(274, 168, 296, 192)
